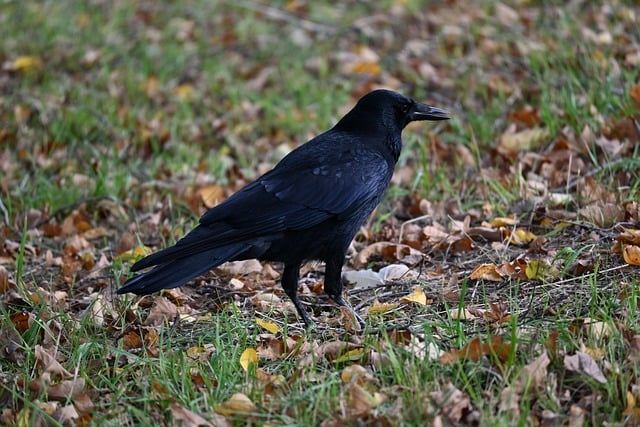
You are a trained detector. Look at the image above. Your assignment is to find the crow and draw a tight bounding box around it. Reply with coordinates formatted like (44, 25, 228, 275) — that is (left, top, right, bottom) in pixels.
(117, 89, 449, 327)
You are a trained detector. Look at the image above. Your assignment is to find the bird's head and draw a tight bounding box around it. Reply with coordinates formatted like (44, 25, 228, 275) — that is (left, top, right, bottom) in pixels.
(337, 89, 449, 134)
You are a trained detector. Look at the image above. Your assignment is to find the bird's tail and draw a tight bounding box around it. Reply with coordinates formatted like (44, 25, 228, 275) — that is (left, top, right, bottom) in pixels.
(116, 245, 246, 295)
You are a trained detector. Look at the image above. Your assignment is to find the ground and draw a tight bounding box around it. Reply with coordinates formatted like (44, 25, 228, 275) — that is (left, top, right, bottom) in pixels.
(1, 1, 639, 425)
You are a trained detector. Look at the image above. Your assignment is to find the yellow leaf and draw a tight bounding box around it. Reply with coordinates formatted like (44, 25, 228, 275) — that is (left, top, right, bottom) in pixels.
(239, 348, 257, 372)
(499, 127, 549, 152)
(335, 348, 365, 364)
(490, 217, 518, 227)
(367, 300, 399, 315)
(508, 228, 537, 245)
(400, 286, 427, 305)
(349, 61, 381, 76)
(13, 55, 43, 73)
(525, 259, 559, 280)
(256, 318, 280, 334)
(525, 259, 548, 280)
(115, 245, 152, 262)
(214, 393, 257, 416)
(174, 83, 193, 100)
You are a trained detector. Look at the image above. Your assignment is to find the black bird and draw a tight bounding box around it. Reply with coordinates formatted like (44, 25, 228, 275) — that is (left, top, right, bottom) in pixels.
(117, 89, 449, 327)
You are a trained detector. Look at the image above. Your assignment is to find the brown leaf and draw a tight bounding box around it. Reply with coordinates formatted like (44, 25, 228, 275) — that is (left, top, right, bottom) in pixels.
(622, 245, 640, 265)
(214, 393, 257, 416)
(35, 345, 73, 379)
(578, 203, 624, 228)
(170, 402, 220, 427)
(347, 383, 386, 417)
(516, 351, 550, 393)
(439, 337, 511, 364)
(629, 84, 640, 106)
(563, 351, 607, 383)
(48, 378, 86, 401)
(145, 296, 179, 326)
(197, 185, 225, 209)
(429, 383, 472, 422)
(469, 263, 502, 281)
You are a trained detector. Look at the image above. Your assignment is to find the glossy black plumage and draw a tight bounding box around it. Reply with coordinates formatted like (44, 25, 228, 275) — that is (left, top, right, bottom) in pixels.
(117, 89, 449, 327)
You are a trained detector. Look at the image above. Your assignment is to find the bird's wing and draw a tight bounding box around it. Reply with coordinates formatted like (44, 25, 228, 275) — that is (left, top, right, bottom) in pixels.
(134, 135, 392, 268)
(201, 139, 392, 232)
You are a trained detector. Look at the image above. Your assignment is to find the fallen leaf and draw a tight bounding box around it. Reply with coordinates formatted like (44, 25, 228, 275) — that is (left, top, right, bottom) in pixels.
(499, 126, 548, 152)
(439, 336, 511, 364)
(400, 286, 428, 305)
(48, 378, 86, 401)
(116, 245, 153, 262)
(214, 393, 257, 416)
(12, 55, 43, 72)
(35, 345, 73, 379)
(347, 383, 386, 417)
(338, 306, 362, 333)
(508, 228, 537, 245)
(367, 300, 399, 315)
(563, 351, 607, 383)
(622, 245, 640, 265)
(470, 263, 502, 281)
(448, 308, 478, 320)
(623, 391, 640, 423)
(515, 351, 550, 392)
(334, 348, 365, 364)
(340, 364, 374, 386)
(239, 348, 258, 372)
(429, 383, 472, 422)
(255, 318, 280, 334)
(145, 297, 179, 326)
(170, 402, 218, 427)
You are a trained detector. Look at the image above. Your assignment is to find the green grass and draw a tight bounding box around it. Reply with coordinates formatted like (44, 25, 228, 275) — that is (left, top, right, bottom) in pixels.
(1, 0, 639, 425)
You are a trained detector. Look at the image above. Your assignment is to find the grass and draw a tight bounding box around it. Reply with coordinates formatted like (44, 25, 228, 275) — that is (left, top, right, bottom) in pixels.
(1, 0, 640, 425)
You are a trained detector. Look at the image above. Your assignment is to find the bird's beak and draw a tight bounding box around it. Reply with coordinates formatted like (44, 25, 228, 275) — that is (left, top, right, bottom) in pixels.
(410, 103, 450, 121)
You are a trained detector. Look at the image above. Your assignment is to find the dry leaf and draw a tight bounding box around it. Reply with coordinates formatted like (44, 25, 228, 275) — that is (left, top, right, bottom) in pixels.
(214, 393, 257, 416)
(116, 245, 153, 262)
(48, 378, 86, 401)
(255, 318, 280, 334)
(35, 345, 73, 379)
(338, 306, 362, 333)
(429, 383, 472, 422)
(340, 364, 374, 386)
(499, 126, 548, 152)
(469, 263, 502, 281)
(170, 402, 218, 427)
(400, 286, 428, 305)
(239, 348, 258, 371)
(563, 351, 607, 383)
(516, 351, 550, 393)
(439, 336, 512, 365)
(145, 297, 179, 326)
(622, 245, 640, 265)
(334, 348, 365, 364)
(367, 300, 399, 315)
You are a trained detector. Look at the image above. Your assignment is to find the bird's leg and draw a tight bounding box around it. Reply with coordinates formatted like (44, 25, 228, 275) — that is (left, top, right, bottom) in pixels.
(281, 263, 316, 328)
(324, 258, 365, 329)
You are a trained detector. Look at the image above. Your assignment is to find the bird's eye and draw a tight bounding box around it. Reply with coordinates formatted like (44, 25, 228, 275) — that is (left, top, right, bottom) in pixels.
(401, 103, 411, 114)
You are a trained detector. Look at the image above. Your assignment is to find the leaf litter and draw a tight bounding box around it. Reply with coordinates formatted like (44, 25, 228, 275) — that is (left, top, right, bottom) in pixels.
(1, 0, 639, 425)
